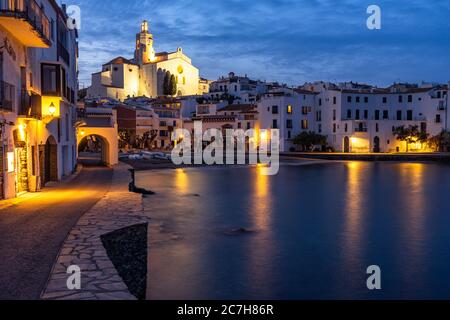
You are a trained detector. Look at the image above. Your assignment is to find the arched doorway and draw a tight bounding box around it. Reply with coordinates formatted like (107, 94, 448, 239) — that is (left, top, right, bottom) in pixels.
(40, 136, 58, 186)
(343, 136, 350, 153)
(373, 136, 380, 153)
(78, 134, 110, 166)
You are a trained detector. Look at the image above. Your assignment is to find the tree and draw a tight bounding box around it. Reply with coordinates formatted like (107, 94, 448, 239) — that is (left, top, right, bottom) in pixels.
(293, 132, 328, 151)
(163, 71, 171, 96)
(428, 130, 450, 152)
(169, 74, 177, 96)
(136, 130, 158, 150)
(118, 129, 134, 150)
(393, 125, 428, 152)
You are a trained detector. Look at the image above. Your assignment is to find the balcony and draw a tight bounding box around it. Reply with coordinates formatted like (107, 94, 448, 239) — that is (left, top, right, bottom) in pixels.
(0, 80, 15, 112)
(19, 90, 41, 119)
(58, 41, 70, 66)
(0, 0, 51, 48)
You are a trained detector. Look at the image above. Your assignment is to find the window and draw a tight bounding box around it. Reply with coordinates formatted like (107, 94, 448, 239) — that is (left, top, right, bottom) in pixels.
(301, 120, 308, 130)
(333, 123, 336, 133)
(347, 96, 352, 103)
(319, 98, 322, 106)
(41, 64, 61, 96)
(247, 122, 251, 130)
(347, 109, 352, 119)
(316, 110, 322, 122)
(286, 119, 293, 129)
(397, 110, 402, 121)
(287, 105, 293, 114)
(288, 131, 291, 139)
(333, 97, 337, 105)
(238, 122, 242, 129)
(364, 97, 369, 103)
(356, 97, 360, 103)
(333, 109, 336, 121)
(65, 113, 69, 141)
(113, 67, 118, 71)
(407, 110, 413, 121)
(408, 95, 413, 103)
(272, 106, 279, 114)
(51, 19, 55, 40)
(399, 95, 403, 103)
(436, 114, 441, 123)
(383, 110, 389, 119)
(355, 109, 360, 120)
(364, 110, 368, 119)
(376, 123, 379, 132)
(302, 106, 308, 115)
(345, 123, 348, 132)
(382, 97, 387, 104)
(272, 119, 278, 129)
(318, 124, 322, 133)
(375, 110, 380, 120)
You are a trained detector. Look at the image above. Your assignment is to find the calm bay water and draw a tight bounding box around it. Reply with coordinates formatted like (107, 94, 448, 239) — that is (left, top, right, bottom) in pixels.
(136, 162, 450, 300)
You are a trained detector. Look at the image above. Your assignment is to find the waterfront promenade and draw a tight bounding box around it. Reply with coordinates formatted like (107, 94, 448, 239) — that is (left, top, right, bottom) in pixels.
(0, 166, 113, 300)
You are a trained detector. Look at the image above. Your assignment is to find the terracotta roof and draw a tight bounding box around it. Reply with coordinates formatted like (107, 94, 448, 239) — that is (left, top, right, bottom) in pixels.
(191, 115, 237, 122)
(218, 104, 256, 112)
(103, 56, 136, 66)
(294, 88, 317, 95)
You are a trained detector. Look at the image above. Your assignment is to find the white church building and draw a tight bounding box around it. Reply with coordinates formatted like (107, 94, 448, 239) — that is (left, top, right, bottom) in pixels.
(87, 21, 201, 101)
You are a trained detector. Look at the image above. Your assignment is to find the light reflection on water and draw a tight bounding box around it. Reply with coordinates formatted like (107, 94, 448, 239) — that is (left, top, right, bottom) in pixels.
(136, 162, 450, 300)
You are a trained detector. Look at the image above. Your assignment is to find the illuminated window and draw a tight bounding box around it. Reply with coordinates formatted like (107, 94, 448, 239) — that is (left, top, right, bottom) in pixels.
(287, 105, 292, 114)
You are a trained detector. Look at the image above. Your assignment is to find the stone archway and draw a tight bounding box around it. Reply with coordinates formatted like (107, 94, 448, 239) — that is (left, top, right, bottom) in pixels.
(78, 134, 110, 166)
(77, 128, 118, 166)
(373, 136, 381, 153)
(343, 136, 350, 153)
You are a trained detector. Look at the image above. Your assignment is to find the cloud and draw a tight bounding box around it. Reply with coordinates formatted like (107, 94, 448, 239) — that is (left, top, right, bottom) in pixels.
(74, 0, 450, 88)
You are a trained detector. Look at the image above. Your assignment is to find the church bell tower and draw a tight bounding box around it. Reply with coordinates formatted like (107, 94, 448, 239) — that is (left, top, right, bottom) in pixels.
(134, 20, 156, 65)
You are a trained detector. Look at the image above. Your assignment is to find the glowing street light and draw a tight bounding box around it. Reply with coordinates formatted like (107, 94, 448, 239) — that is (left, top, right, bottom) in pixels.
(48, 102, 57, 115)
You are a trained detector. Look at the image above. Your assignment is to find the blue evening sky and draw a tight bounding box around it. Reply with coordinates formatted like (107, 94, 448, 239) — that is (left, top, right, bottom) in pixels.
(67, 0, 450, 88)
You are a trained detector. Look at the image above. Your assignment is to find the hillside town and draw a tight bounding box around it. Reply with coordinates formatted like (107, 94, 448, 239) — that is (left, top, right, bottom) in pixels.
(1, 11, 450, 200)
(2, 0, 450, 303)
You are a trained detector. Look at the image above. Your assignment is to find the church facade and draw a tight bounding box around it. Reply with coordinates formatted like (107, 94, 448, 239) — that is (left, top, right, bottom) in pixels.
(87, 21, 201, 100)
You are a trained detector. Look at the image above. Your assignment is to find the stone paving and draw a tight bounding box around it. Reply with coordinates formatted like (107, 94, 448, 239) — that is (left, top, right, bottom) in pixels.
(41, 163, 150, 300)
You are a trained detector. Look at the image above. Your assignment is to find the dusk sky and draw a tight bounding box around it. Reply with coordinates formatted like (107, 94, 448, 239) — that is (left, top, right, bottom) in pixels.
(70, 0, 450, 89)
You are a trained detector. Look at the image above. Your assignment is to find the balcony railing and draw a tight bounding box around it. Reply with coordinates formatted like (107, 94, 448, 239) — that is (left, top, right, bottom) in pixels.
(0, 80, 15, 112)
(58, 41, 70, 66)
(354, 127, 368, 133)
(19, 90, 41, 118)
(0, 0, 51, 47)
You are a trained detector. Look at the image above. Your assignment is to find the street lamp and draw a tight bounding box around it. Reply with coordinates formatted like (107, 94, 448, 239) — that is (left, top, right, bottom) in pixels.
(48, 102, 57, 116)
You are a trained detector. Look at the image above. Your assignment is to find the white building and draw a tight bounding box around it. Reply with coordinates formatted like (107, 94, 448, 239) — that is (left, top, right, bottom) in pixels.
(87, 21, 204, 100)
(209, 72, 268, 104)
(257, 88, 316, 152)
(307, 81, 450, 153)
(1, 1, 78, 199)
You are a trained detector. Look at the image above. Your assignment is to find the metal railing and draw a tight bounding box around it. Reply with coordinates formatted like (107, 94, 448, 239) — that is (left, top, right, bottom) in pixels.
(0, 80, 15, 112)
(0, 0, 51, 45)
(19, 89, 41, 118)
